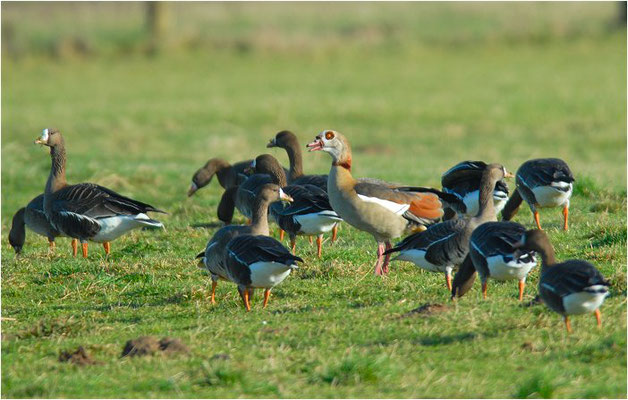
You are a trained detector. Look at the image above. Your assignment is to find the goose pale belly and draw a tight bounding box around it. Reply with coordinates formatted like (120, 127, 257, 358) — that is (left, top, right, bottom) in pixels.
(394, 249, 452, 273)
(249, 262, 294, 288)
(562, 288, 609, 315)
(531, 183, 572, 208)
(485, 255, 537, 281)
(91, 214, 163, 242)
(462, 190, 508, 217)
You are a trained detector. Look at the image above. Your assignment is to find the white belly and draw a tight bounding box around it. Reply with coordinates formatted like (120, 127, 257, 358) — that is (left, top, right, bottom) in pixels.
(249, 262, 294, 288)
(532, 183, 572, 208)
(91, 214, 162, 242)
(486, 255, 536, 281)
(394, 249, 450, 273)
(562, 288, 609, 315)
(294, 212, 341, 235)
(462, 190, 509, 217)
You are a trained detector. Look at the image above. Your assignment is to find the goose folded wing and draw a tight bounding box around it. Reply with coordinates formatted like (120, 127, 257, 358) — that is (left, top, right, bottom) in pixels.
(272, 185, 333, 217)
(542, 262, 609, 297)
(291, 174, 328, 191)
(441, 161, 488, 188)
(51, 210, 101, 238)
(354, 181, 445, 222)
(227, 235, 304, 265)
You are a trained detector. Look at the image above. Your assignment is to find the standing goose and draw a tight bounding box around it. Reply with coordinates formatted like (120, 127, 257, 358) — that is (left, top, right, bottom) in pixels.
(187, 158, 251, 197)
(196, 184, 293, 304)
(9, 194, 79, 255)
(223, 234, 303, 311)
(251, 154, 342, 257)
(384, 164, 513, 290)
(513, 229, 610, 332)
(34, 128, 166, 257)
(307, 130, 462, 275)
(451, 221, 537, 301)
(501, 158, 574, 230)
(441, 160, 510, 218)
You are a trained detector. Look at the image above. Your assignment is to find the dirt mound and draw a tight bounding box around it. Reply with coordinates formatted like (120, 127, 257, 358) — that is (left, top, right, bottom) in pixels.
(121, 336, 189, 358)
(59, 346, 99, 366)
(401, 303, 450, 318)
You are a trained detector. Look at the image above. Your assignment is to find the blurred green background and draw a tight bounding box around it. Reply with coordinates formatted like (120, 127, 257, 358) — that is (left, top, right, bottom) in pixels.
(2, 2, 626, 398)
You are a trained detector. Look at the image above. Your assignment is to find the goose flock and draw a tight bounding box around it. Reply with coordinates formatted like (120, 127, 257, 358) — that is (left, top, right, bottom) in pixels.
(10, 128, 610, 333)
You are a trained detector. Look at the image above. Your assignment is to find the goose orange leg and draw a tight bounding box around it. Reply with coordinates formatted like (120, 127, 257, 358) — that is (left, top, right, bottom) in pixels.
(263, 289, 271, 308)
(533, 211, 542, 230)
(331, 224, 338, 244)
(518, 280, 525, 301)
(316, 235, 323, 258)
(562, 205, 569, 231)
(290, 237, 297, 254)
(594, 309, 602, 327)
(481, 281, 488, 299)
(242, 288, 251, 312)
(82, 243, 88, 258)
(374, 242, 385, 276)
(48, 240, 55, 253)
(309, 236, 313, 245)
(564, 316, 572, 333)
(71, 239, 78, 257)
(103, 242, 111, 256)
(210, 281, 217, 304)
(279, 229, 285, 241)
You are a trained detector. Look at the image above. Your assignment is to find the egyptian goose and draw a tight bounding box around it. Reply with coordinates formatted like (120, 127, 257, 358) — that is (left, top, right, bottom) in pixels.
(306, 130, 462, 275)
(34, 128, 166, 258)
(223, 233, 303, 311)
(251, 154, 342, 257)
(187, 158, 251, 197)
(9, 194, 80, 255)
(196, 184, 293, 304)
(513, 229, 609, 332)
(451, 221, 537, 301)
(385, 164, 513, 290)
(441, 160, 510, 218)
(501, 158, 574, 230)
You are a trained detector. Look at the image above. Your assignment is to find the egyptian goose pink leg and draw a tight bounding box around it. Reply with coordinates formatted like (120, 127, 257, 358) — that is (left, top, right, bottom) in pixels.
(382, 241, 393, 274)
(374, 242, 385, 276)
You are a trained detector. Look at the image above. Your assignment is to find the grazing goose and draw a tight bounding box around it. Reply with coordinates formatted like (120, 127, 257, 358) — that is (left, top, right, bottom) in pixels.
(224, 234, 303, 311)
(307, 130, 462, 275)
(9, 194, 79, 255)
(501, 158, 574, 230)
(451, 221, 537, 301)
(187, 158, 251, 197)
(251, 154, 342, 257)
(441, 160, 510, 217)
(34, 128, 166, 258)
(513, 229, 609, 332)
(196, 184, 293, 304)
(385, 164, 513, 290)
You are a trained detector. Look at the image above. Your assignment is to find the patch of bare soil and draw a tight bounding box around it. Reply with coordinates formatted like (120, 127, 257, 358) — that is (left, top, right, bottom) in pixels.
(121, 336, 189, 358)
(400, 303, 450, 318)
(59, 346, 99, 366)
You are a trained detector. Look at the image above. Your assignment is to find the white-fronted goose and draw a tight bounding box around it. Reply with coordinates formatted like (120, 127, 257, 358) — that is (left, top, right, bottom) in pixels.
(513, 229, 609, 332)
(9, 194, 79, 255)
(187, 158, 251, 197)
(196, 184, 293, 304)
(502, 158, 574, 230)
(385, 164, 513, 290)
(441, 160, 510, 217)
(251, 154, 342, 257)
(306, 130, 463, 275)
(224, 234, 303, 311)
(451, 221, 537, 301)
(35, 128, 166, 257)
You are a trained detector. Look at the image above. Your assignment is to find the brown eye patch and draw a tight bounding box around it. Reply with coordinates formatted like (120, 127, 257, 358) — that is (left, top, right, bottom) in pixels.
(325, 131, 334, 140)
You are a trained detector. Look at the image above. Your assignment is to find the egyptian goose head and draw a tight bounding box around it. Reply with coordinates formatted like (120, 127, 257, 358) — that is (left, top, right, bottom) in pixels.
(306, 130, 351, 169)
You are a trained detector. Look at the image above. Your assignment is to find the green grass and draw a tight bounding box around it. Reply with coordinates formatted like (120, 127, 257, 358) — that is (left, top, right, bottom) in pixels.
(2, 3, 627, 398)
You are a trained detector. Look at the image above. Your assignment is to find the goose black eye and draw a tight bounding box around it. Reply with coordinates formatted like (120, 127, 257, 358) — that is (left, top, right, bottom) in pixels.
(325, 131, 334, 140)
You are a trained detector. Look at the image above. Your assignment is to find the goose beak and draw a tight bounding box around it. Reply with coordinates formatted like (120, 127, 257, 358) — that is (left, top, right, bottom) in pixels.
(306, 138, 324, 152)
(266, 138, 277, 148)
(187, 182, 198, 197)
(504, 170, 515, 179)
(279, 188, 293, 203)
(34, 138, 46, 145)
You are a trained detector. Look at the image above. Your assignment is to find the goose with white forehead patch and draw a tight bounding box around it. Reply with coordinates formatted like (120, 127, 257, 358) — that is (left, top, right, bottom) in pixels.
(451, 221, 537, 301)
(501, 158, 574, 230)
(512, 229, 609, 333)
(196, 183, 293, 305)
(251, 154, 342, 258)
(441, 160, 510, 218)
(307, 130, 463, 275)
(34, 128, 166, 258)
(385, 164, 513, 291)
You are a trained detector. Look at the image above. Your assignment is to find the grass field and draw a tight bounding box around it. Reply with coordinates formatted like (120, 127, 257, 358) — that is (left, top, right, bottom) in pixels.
(2, 2, 627, 398)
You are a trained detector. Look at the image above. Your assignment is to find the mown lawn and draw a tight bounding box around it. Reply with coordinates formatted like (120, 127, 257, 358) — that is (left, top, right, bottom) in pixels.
(2, 3, 626, 398)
